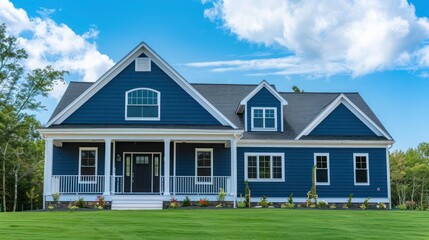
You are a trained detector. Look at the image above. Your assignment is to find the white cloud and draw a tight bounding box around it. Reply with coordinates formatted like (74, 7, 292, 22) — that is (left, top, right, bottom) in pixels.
(195, 0, 429, 77)
(0, 0, 114, 100)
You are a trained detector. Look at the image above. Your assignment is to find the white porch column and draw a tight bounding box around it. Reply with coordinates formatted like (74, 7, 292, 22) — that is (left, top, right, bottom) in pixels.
(164, 139, 171, 195)
(231, 138, 237, 208)
(43, 138, 53, 209)
(103, 138, 112, 195)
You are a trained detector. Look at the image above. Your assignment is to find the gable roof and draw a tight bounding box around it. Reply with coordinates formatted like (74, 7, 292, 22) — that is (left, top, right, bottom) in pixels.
(236, 80, 288, 113)
(46, 42, 238, 129)
(294, 94, 392, 140)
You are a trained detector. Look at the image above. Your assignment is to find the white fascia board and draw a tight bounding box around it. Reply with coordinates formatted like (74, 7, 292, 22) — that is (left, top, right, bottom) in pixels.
(295, 94, 392, 140)
(46, 42, 237, 129)
(237, 139, 394, 148)
(236, 80, 288, 114)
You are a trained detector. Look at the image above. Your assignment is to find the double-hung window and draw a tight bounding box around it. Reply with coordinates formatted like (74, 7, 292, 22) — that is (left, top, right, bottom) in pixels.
(251, 107, 277, 131)
(126, 88, 160, 120)
(245, 153, 284, 181)
(195, 148, 213, 184)
(79, 147, 97, 183)
(354, 153, 369, 185)
(314, 153, 330, 185)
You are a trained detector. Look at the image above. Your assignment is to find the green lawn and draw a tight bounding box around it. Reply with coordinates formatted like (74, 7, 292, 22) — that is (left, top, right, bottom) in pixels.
(0, 209, 428, 239)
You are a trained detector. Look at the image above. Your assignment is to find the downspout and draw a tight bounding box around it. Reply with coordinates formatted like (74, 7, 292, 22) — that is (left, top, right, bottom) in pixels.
(387, 144, 393, 209)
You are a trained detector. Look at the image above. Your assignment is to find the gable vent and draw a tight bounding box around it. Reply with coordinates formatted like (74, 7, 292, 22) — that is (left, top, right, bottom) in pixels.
(135, 57, 151, 72)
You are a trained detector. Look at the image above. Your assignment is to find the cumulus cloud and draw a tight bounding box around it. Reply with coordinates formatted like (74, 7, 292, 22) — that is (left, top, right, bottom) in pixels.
(194, 0, 429, 77)
(0, 0, 114, 100)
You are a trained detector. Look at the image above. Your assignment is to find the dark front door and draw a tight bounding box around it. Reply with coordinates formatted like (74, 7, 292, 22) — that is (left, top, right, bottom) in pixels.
(132, 154, 152, 192)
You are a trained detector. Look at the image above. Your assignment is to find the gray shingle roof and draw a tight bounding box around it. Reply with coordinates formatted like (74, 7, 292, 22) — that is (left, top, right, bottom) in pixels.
(48, 82, 391, 140)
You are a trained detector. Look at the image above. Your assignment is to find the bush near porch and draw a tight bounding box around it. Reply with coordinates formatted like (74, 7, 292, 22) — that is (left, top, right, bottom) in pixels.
(1, 210, 428, 239)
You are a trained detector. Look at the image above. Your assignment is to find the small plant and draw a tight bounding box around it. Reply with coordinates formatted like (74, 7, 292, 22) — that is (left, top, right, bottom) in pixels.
(330, 204, 337, 209)
(398, 203, 407, 210)
(360, 197, 370, 210)
(74, 197, 86, 208)
(51, 193, 61, 204)
(346, 194, 353, 208)
(68, 204, 79, 211)
(318, 200, 328, 208)
(281, 202, 295, 209)
(217, 188, 226, 203)
(96, 196, 105, 209)
(297, 204, 302, 208)
(288, 193, 294, 204)
(245, 180, 251, 208)
(170, 197, 180, 208)
(47, 205, 55, 211)
(182, 196, 192, 207)
(198, 198, 209, 207)
(309, 204, 316, 208)
(258, 196, 271, 208)
(237, 194, 246, 208)
(377, 202, 387, 209)
(215, 204, 223, 208)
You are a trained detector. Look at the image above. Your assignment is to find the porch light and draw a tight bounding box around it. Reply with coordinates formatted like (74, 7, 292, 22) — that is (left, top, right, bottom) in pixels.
(116, 154, 121, 162)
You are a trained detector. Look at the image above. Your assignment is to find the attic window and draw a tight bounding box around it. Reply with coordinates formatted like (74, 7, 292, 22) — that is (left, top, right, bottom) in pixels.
(125, 88, 160, 120)
(135, 57, 151, 72)
(251, 107, 277, 131)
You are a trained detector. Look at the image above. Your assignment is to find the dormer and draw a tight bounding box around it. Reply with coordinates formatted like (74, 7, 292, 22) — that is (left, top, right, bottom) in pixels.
(236, 81, 288, 132)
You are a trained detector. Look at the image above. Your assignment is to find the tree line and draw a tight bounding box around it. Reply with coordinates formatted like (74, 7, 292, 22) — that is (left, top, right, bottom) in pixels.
(0, 23, 66, 211)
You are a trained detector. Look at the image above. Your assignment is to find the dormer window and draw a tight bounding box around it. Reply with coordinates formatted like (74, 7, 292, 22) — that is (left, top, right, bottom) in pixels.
(125, 88, 160, 120)
(251, 107, 277, 131)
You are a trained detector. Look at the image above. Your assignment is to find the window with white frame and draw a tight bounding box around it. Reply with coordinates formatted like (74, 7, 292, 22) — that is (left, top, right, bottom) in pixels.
(195, 148, 213, 184)
(314, 153, 329, 185)
(251, 107, 277, 131)
(245, 153, 284, 181)
(354, 153, 369, 185)
(79, 147, 97, 183)
(126, 88, 160, 120)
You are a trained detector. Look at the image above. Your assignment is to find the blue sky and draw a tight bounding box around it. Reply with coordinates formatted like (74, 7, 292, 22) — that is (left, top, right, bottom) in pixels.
(2, 0, 429, 150)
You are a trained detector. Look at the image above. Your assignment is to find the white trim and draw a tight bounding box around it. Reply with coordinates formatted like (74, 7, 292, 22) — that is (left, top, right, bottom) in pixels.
(238, 139, 393, 148)
(195, 148, 213, 184)
(314, 153, 330, 186)
(237, 80, 288, 112)
(45, 42, 237, 129)
(163, 139, 171, 195)
(353, 153, 370, 186)
(78, 147, 98, 184)
(125, 88, 160, 121)
(43, 138, 53, 208)
(295, 94, 392, 140)
(244, 152, 285, 182)
(103, 138, 111, 195)
(386, 147, 392, 209)
(250, 107, 277, 131)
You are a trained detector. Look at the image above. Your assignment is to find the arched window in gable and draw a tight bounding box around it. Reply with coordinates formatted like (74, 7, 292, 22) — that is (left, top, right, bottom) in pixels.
(125, 88, 160, 120)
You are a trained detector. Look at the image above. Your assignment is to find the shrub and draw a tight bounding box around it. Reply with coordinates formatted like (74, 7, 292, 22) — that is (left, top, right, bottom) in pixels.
(377, 202, 387, 209)
(74, 197, 86, 208)
(281, 203, 295, 209)
(217, 188, 226, 202)
(237, 200, 246, 208)
(197, 198, 209, 207)
(360, 197, 370, 210)
(398, 204, 407, 210)
(346, 194, 353, 208)
(258, 196, 271, 208)
(245, 180, 251, 208)
(288, 193, 294, 204)
(330, 204, 337, 209)
(405, 200, 416, 210)
(182, 196, 192, 207)
(47, 205, 55, 211)
(318, 200, 328, 208)
(51, 193, 61, 203)
(170, 197, 180, 208)
(68, 204, 79, 211)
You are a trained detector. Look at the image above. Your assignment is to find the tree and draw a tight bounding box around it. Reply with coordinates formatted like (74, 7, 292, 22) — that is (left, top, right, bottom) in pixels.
(292, 85, 304, 93)
(0, 23, 66, 211)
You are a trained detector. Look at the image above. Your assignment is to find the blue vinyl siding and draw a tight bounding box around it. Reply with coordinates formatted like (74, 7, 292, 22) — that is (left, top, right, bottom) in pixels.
(237, 147, 388, 199)
(246, 87, 282, 132)
(53, 142, 105, 175)
(309, 103, 377, 136)
(175, 143, 230, 176)
(63, 55, 221, 125)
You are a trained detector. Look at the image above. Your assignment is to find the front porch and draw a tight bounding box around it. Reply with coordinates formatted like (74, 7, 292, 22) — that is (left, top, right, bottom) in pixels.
(41, 129, 240, 208)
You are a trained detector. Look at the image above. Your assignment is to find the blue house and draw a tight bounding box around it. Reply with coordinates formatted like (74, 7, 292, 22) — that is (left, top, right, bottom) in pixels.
(39, 42, 394, 209)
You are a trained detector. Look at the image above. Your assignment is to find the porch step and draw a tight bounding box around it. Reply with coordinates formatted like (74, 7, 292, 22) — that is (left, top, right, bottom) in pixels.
(111, 196, 164, 210)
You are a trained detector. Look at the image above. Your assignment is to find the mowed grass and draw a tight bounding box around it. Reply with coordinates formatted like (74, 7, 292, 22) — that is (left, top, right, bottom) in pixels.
(0, 209, 428, 240)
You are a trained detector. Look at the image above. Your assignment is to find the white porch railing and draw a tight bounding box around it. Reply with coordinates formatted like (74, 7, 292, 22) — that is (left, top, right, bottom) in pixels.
(51, 175, 105, 194)
(111, 176, 123, 194)
(161, 176, 231, 195)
